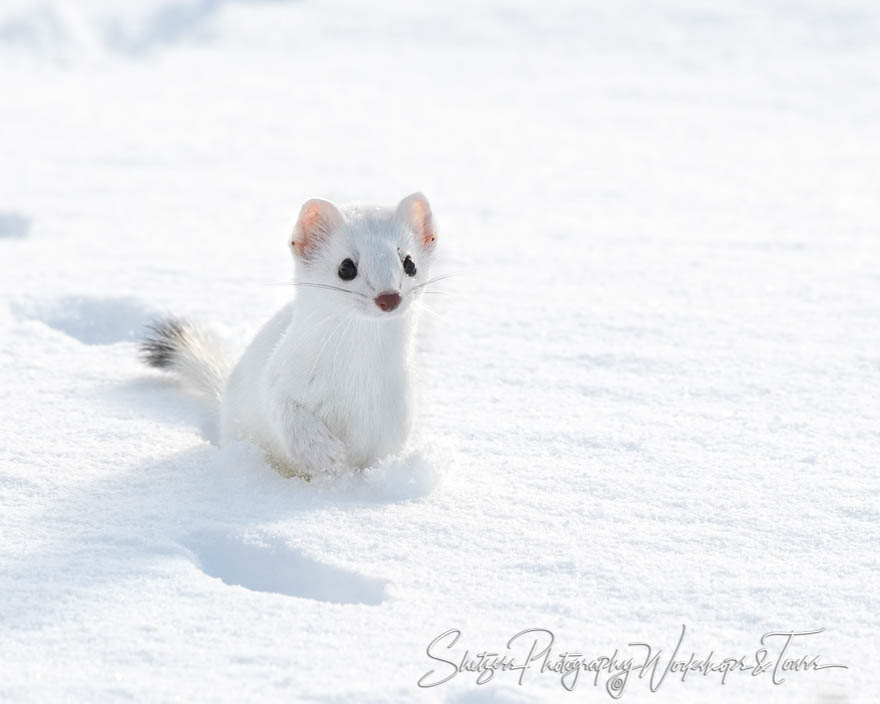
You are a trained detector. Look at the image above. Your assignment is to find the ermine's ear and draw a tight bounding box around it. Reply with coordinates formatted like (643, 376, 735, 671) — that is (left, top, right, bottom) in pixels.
(396, 192, 437, 251)
(290, 198, 344, 260)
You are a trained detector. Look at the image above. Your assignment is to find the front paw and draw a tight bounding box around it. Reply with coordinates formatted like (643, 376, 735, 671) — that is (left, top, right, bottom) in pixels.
(276, 400, 354, 478)
(312, 438, 352, 477)
(297, 434, 351, 477)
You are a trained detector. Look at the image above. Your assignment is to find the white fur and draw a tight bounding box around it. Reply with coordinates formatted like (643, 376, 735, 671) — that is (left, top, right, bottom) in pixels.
(159, 322, 231, 405)
(216, 193, 436, 477)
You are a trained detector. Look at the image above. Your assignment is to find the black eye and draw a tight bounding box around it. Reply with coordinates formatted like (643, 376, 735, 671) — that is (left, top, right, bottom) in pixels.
(402, 255, 417, 277)
(338, 258, 357, 281)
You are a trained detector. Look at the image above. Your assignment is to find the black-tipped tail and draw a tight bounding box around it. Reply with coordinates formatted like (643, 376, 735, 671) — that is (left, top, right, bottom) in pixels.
(140, 318, 187, 369)
(139, 317, 231, 405)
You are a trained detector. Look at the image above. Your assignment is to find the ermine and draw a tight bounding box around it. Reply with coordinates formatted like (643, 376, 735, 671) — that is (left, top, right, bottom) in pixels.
(141, 192, 438, 478)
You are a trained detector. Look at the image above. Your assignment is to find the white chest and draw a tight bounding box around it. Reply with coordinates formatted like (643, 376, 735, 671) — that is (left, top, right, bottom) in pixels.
(272, 313, 415, 466)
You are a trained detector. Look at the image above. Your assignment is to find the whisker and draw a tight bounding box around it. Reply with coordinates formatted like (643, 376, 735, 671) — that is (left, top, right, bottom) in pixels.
(266, 280, 370, 300)
(413, 272, 462, 290)
(290, 282, 358, 294)
(414, 299, 450, 322)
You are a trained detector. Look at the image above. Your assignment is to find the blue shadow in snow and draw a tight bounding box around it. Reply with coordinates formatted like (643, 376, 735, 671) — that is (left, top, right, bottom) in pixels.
(0, 211, 31, 239)
(103, 0, 297, 55)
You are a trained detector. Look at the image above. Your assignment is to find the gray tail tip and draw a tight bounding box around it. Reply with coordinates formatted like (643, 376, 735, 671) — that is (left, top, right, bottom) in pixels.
(140, 318, 187, 369)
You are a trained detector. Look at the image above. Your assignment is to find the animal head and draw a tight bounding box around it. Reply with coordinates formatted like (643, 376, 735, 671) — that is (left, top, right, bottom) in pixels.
(289, 192, 438, 319)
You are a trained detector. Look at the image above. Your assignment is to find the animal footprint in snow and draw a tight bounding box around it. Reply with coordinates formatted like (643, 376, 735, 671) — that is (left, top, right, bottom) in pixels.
(15, 295, 159, 345)
(182, 531, 389, 605)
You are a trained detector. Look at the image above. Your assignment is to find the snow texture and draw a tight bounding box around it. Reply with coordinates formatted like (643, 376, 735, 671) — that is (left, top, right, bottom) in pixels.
(0, 1, 878, 702)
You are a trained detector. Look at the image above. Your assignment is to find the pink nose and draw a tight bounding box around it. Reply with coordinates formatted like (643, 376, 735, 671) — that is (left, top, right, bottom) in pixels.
(375, 291, 401, 312)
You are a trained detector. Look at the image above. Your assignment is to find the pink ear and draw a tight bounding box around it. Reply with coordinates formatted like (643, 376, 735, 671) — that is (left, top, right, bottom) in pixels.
(396, 192, 437, 250)
(290, 198, 344, 260)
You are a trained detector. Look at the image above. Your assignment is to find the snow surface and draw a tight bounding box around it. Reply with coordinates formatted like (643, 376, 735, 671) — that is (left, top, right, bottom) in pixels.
(1, 1, 879, 702)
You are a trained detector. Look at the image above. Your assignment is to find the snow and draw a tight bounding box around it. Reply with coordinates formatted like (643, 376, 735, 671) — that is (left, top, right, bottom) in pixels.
(1, 0, 879, 702)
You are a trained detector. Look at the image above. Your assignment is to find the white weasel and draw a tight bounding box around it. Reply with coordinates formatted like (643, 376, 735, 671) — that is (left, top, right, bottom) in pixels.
(141, 192, 438, 477)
